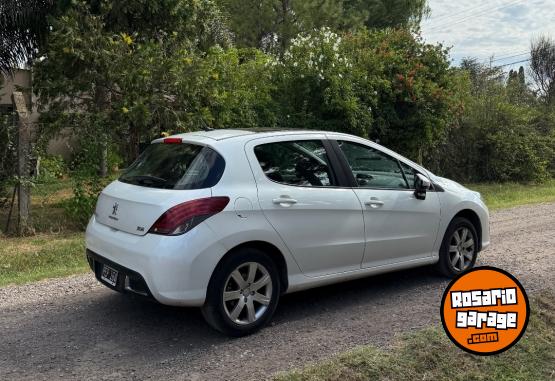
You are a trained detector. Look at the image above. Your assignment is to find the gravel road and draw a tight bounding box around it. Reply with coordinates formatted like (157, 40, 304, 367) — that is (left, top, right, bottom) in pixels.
(1, 202, 554, 381)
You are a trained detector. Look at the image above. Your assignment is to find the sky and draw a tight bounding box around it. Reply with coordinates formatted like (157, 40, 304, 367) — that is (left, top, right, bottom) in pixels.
(420, 0, 555, 69)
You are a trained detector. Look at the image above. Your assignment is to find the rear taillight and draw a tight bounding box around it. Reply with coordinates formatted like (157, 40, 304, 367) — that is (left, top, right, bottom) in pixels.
(149, 197, 230, 236)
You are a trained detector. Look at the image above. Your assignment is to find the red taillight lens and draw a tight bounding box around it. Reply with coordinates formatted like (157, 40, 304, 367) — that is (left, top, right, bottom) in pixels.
(149, 197, 230, 236)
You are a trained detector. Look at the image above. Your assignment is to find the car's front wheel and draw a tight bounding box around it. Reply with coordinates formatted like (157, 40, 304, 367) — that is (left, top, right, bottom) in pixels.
(436, 217, 478, 277)
(202, 247, 280, 336)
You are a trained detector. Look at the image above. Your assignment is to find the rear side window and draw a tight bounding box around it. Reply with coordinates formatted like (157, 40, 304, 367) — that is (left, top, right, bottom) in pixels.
(254, 140, 335, 187)
(119, 143, 225, 189)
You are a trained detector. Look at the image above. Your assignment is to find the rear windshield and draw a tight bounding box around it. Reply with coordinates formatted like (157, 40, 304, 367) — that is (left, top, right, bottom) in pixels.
(119, 143, 225, 189)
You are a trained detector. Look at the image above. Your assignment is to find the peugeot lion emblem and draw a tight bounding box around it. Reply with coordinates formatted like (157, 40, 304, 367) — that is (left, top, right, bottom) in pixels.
(112, 202, 119, 216)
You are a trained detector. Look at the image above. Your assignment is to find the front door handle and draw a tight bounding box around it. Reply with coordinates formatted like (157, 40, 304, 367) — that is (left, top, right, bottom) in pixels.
(365, 198, 384, 208)
(272, 196, 298, 206)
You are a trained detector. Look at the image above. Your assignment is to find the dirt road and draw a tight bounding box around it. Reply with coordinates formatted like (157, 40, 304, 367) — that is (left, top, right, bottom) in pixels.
(1, 202, 554, 380)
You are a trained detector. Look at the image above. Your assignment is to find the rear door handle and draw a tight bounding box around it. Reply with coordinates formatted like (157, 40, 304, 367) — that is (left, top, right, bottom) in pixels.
(365, 198, 384, 208)
(272, 196, 298, 206)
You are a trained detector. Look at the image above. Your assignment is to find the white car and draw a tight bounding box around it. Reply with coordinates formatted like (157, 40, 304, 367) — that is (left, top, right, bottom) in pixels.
(86, 129, 490, 336)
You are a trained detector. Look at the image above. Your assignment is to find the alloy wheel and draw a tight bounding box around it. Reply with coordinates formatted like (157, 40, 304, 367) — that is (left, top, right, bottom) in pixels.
(223, 262, 273, 325)
(448, 227, 475, 272)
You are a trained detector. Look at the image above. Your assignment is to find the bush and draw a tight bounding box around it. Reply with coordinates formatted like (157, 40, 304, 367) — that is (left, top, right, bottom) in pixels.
(344, 29, 460, 160)
(428, 60, 555, 183)
(69, 144, 122, 177)
(37, 155, 67, 183)
(273, 27, 373, 136)
(487, 129, 553, 182)
(63, 176, 109, 229)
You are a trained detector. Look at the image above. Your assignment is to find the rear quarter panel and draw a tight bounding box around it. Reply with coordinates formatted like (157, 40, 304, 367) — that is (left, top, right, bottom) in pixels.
(205, 139, 304, 283)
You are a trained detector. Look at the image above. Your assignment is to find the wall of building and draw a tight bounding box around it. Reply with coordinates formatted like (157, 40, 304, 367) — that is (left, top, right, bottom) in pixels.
(1, 69, 75, 161)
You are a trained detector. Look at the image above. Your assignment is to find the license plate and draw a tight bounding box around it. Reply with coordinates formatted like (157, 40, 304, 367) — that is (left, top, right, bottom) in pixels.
(101, 264, 118, 286)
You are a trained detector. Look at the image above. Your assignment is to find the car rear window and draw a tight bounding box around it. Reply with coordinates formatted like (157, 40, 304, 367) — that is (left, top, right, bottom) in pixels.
(119, 143, 225, 189)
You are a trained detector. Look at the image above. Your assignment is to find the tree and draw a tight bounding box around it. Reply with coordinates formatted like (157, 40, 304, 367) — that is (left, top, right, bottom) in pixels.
(430, 58, 554, 183)
(269, 27, 457, 163)
(530, 35, 555, 104)
(0, 0, 56, 74)
(345, 29, 458, 162)
(33, 0, 232, 174)
(273, 27, 374, 136)
(217, 0, 429, 52)
(362, 0, 429, 29)
(507, 66, 533, 105)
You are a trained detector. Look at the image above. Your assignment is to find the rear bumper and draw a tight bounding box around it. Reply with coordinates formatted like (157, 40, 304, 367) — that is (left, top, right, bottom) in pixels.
(87, 249, 155, 300)
(85, 215, 228, 307)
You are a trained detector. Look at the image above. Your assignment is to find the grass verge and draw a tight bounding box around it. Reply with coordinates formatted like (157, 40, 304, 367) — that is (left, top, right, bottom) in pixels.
(468, 179, 555, 210)
(275, 293, 555, 381)
(0, 233, 88, 287)
(1, 178, 79, 235)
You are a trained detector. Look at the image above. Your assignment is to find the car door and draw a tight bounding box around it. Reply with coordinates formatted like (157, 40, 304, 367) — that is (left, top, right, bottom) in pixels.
(245, 135, 365, 277)
(333, 139, 441, 268)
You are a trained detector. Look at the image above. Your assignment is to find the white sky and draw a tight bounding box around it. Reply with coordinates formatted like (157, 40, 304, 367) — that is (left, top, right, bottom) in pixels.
(420, 0, 555, 69)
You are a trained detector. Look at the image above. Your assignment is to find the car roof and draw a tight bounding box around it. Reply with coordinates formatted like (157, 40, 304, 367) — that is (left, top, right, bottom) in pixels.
(163, 128, 353, 143)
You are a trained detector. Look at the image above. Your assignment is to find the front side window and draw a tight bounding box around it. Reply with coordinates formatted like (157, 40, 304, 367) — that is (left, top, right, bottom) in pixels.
(254, 140, 335, 187)
(398, 161, 417, 189)
(119, 143, 225, 189)
(337, 141, 409, 189)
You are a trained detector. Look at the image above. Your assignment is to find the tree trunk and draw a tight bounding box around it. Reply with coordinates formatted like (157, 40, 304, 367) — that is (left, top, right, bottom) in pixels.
(280, 0, 291, 54)
(95, 86, 109, 177)
(12, 91, 31, 235)
(99, 134, 108, 177)
(129, 124, 140, 164)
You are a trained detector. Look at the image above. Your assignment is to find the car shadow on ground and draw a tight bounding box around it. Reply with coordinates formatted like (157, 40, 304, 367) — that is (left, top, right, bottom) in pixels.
(275, 266, 447, 322)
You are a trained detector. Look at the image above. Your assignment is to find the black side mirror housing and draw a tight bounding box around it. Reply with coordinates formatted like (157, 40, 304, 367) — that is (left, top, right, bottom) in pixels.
(414, 173, 431, 200)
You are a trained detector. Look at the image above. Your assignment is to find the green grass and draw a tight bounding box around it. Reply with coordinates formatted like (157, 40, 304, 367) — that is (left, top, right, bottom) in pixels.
(1, 178, 79, 235)
(275, 293, 555, 381)
(467, 179, 555, 210)
(32, 178, 73, 198)
(0, 232, 88, 287)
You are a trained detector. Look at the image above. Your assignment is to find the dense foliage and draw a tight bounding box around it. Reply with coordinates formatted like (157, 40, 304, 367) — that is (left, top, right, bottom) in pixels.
(273, 28, 373, 136)
(32, 1, 555, 185)
(32, 1, 455, 168)
(345, 29, 460, 160)
(430, 59, 555, 182)
(216, 0, 428, 52)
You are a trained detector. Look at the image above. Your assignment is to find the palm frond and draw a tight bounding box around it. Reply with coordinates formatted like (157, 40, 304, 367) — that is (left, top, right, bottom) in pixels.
(0, 0, 55, 75)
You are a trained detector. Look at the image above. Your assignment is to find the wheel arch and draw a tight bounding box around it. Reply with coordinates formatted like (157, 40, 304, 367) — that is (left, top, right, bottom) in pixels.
(213, 240, 289, 293)
(452, 209, 483, 251)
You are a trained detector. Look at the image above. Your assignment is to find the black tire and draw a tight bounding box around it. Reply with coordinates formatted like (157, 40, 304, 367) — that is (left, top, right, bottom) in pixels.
(436, 217, 479, 277)
(201, 247, 281, 337)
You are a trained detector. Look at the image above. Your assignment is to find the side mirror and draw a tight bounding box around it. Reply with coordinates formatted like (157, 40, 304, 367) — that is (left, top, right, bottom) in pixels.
(414, 173, 431, 200)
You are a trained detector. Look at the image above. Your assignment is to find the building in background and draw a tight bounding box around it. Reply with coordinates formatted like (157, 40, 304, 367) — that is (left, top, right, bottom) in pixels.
(1, 68, 74, 160)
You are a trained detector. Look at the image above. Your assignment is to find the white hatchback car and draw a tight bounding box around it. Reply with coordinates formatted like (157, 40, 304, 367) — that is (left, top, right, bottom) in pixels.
(86, 129, 490, 336)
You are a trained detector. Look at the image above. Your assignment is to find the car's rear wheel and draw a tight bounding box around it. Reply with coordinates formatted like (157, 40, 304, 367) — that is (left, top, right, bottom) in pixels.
(202, 247, 280, 336)
(436, 217, 478, 277)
